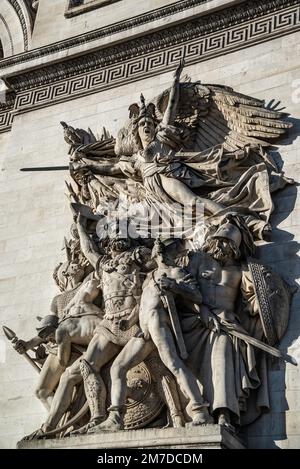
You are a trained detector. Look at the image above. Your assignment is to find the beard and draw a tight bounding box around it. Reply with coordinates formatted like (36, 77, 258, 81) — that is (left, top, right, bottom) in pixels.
(212, 246, 230, 262)
(67, 268, 85, 289)
(110, 239, 130, 253)
(203, 238, 238, 262)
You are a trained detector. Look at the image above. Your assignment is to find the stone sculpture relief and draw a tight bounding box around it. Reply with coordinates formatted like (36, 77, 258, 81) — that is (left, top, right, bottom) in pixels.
(4, 61, 298, 442)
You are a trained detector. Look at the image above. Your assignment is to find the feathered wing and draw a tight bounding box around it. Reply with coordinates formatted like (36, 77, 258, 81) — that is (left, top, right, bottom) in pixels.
(75, 127, 116, 158)
(154, 82, 293, 152)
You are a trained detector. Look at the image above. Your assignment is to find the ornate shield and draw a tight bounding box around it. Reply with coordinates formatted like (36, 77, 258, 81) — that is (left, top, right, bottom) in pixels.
(247, 257, 293, 346)
(123, 361, 164, 429)
(103, 360, 165, 430)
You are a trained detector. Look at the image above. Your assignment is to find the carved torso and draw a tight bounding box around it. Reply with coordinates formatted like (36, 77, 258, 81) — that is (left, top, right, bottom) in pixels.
(140, 265, 188, 332)
(196, 253, 242, 314)
(99, 251, 143, 320)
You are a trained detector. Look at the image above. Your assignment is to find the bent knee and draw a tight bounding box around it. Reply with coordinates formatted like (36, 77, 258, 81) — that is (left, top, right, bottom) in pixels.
(35, 387, 51, 400)
(110, 361, 127, 381)
(60, 368, 81, 386)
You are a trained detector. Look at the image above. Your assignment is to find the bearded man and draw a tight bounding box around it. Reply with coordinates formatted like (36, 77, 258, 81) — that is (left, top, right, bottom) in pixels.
(184, 222, 270, 428)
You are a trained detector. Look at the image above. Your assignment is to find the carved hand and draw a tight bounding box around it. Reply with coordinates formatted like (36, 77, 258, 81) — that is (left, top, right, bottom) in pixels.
(71, 161, 88, 171)
(69, 148, 81, 162)
(209, 317, 220, 334)
(61, 306, 71, 319)
(13, 339, 29, 355)
(158, 275, 177, 292)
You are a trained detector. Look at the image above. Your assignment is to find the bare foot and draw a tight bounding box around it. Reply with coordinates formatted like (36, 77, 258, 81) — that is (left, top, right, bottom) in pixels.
(218, 408, 236, 432)
(71, 417, 104, 436)
(88, 412, 123, 433)
(187, 407, 214, 426)
(21, 423, 53, 441)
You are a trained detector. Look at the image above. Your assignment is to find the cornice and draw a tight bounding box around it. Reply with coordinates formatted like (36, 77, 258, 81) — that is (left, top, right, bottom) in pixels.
(65, 0, 122, 19)
(0, 0, 218, 70)
(6, 0, 300, 92)
(0, 0, 299, 133)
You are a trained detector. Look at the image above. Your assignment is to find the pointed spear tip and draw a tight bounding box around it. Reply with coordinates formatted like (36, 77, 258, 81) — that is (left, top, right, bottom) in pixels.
(290, 355, 298, 367)
(2, 326, 16, 340)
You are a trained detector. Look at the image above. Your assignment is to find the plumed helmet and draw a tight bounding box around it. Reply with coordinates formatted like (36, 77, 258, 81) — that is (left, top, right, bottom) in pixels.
(128, 94, 157, 123)
(210, 222, 242, 248)
(36, 315, 59, 337)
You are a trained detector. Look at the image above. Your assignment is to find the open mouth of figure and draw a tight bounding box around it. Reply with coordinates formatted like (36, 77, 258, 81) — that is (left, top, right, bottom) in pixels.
(144, 128, 151, 135)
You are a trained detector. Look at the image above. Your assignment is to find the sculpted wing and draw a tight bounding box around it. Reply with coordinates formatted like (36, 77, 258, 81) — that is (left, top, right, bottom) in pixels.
(154, 82, 292, 151)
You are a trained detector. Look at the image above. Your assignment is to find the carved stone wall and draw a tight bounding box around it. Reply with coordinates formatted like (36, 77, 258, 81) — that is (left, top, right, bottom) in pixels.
(30, 0, 181, 48)
(0, 0, 300, 449)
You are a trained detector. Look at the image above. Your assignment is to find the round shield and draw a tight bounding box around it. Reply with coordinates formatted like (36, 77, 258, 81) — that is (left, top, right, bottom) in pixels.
(123, 361, 164, 430)
(102, 360, 165, 430)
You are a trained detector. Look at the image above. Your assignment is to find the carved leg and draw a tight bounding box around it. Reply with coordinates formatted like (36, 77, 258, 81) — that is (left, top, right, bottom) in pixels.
(159, 374, 185, 428)
(80, 359, 106, 427)
(45, 359, 82, 429)
(160, 175, 224, 215)
(88, 405, 125, 433)
(149, 316, 213, 425)
(218, 408, 230, 426)
(75, 334, 120, 434)
(21, 358, 82, 441)
(187, 402, 213, 426)
(91, 337, 155, 433)
(35, 354, 65, 411)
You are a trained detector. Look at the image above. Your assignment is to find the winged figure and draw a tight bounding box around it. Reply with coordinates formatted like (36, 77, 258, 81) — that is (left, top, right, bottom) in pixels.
(69, 60, 293, 242)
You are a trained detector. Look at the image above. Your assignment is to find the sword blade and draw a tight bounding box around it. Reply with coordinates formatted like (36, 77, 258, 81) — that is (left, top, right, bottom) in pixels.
(163, 292, 188, 360)
(20, 166, 69, 172)
(221, 326, 297, 366)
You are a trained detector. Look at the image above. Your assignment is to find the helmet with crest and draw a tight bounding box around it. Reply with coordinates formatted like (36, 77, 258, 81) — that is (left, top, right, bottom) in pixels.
(115, 94, 159, 156)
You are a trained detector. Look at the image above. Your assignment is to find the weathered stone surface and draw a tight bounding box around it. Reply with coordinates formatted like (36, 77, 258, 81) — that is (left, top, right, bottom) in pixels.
(18, 425, 245, 449)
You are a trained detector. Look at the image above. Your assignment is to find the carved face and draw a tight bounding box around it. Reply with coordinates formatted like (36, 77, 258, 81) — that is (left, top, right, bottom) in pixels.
(138, 117, 155, 148)
(55, 261, 85, 291)
(38, 327, 56, 343)
(204, 238, 237, 262)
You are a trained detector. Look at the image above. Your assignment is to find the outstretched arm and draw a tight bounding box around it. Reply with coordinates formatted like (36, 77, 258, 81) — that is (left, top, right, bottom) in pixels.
(77, 214, 101, 269)
(13, 335, 44, 354)
(71, 159, 124, 177)
(162, 59, 184, 126)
